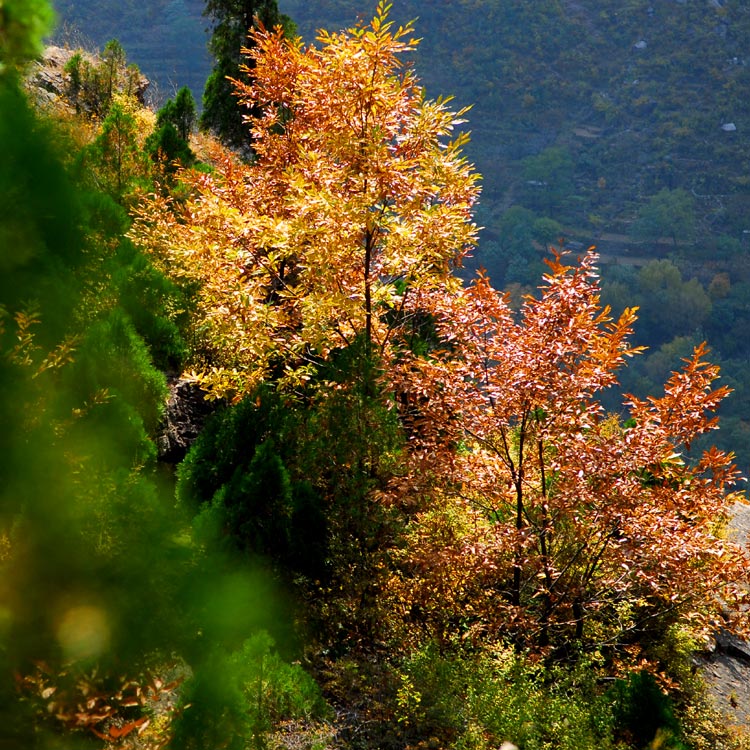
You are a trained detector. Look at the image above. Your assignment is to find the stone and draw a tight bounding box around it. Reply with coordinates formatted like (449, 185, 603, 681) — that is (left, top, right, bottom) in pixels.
(157, 376, 218, 464)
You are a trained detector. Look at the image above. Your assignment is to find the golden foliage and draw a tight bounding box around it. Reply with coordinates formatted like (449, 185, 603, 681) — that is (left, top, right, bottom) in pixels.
(131, 4, 480, 397)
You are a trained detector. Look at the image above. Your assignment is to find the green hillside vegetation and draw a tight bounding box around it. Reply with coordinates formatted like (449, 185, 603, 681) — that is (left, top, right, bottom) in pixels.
(4, 1, 750, 749)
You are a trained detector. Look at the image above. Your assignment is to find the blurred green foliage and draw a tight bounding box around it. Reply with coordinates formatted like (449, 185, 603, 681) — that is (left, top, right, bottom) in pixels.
(0, 69, 184, 743)
(0, 14, 325, 747)
(173, 630, 328, 750)
(0, 0, 55, 74)
(0, 85, 83, 334)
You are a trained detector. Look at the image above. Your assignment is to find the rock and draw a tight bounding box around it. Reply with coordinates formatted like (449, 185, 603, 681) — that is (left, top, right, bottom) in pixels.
(716, 631, 750, 662)
(157, 376, 218, 464)
(24, 45, 150, 112)
(24, 46, 75, 108)
(699, 500, 750, 730)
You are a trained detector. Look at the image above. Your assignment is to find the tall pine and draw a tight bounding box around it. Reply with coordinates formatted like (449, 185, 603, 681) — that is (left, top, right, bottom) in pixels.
(201, 0, 293, 150)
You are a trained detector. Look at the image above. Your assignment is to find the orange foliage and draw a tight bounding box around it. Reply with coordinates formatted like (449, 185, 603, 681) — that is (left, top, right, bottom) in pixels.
(17, 663, 183, 747)
(388, 250, 747, 653)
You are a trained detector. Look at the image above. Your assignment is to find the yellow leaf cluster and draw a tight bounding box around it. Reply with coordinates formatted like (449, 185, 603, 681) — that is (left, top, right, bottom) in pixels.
(131, 6, 480, 397)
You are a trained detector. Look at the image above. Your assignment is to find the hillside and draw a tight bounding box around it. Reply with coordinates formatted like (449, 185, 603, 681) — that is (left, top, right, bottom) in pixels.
(51, 0, 750, 261)
(279, 2, 750, 261)
(51, 0, 211, 99)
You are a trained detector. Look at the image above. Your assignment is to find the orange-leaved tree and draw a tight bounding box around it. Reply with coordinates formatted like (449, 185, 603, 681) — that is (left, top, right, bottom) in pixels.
(131, 1, 480, 398)
(388, 249, 747, 655)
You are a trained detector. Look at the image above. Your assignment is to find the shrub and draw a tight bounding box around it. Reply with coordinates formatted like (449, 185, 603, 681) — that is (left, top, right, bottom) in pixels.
(396, 643, 620, 750)
(172, 631, 328, 750)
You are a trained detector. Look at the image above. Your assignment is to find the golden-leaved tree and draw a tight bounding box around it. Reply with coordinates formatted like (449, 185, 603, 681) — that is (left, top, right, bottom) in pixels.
(131, 1, 480, 398)
(388, 250, 747, 655)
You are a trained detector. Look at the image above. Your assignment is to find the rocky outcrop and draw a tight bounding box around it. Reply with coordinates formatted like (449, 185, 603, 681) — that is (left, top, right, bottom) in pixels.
(699, 501, 750, 729)
(157, 377, 219, 464)
(25, 46, 76, 109)
(24, 45, 149, 111)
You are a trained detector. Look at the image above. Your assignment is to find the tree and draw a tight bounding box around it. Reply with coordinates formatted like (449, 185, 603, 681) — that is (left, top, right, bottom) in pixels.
(133, 4, 480, 648)
(100, 38, 126, 105)
(633, 188, 696, 246)
(388, 250, 746, 654)
(133, 3, 480, 398)
(200, 0, 293, 149)
(146, 120, 195, 173)
(85, 100, 145, 202)
(146, 86, 197, 172)
(168, 85, 198, 142)
(532, 215, 564, 247)
(520, 146, 575, 215)
(634, 259, 712, 346)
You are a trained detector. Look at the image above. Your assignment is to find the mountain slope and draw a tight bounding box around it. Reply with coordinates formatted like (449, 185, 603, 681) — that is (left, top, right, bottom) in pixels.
(279, 2, 750, 256)
(52, 0, 211, 99)
(52, 0, 750, 275)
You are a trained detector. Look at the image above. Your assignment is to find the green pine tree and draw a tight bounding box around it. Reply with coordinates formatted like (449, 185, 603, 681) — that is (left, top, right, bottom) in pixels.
(147, 86, 197, 172)
(200, 0, 294, 150)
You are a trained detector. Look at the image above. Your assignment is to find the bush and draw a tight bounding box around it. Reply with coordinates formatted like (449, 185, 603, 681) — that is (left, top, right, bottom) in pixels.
(610, 671, 686, 749)
(172, 631, 328, 750)
(395, 643, 620, 750)
(180, 390, 329, 579)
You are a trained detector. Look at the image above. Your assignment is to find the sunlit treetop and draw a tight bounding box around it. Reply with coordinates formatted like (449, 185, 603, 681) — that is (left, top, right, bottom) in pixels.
(132, 2, 481, 398)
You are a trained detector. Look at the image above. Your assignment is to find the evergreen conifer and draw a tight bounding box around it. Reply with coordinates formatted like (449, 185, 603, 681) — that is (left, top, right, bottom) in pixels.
(200, 0, 293, 150)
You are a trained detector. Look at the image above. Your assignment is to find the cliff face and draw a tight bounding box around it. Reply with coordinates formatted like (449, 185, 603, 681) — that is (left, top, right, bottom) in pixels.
(25, 45, 149, 111)
(26, 45, 151, 118)
(699, 501, 750, 731)
(25, 46, 76, 109)
(157, 376, 217, 465)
